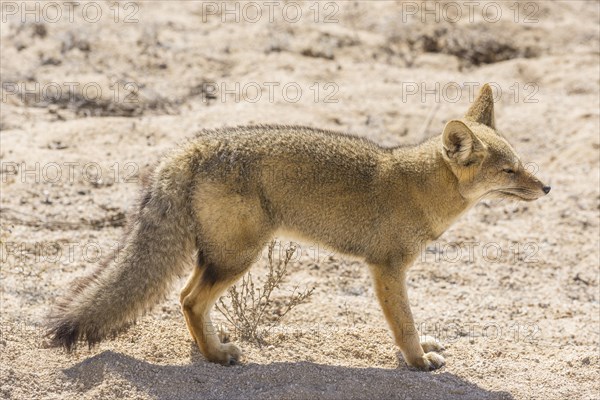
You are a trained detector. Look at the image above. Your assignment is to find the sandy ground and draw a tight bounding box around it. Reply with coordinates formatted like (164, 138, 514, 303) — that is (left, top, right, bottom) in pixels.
(1, 1, 599, 399)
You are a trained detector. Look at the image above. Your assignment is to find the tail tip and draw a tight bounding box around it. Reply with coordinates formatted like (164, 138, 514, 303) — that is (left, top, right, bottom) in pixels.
(46, 319, 80, 352)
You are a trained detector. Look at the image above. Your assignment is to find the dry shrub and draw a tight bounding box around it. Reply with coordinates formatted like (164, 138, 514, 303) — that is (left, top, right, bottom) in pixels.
(215, 241, 315, 345)
(386, 24, 539, 68)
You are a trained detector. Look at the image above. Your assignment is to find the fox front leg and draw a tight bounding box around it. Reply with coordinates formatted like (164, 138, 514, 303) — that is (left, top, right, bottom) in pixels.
(369, 261, 445, 371)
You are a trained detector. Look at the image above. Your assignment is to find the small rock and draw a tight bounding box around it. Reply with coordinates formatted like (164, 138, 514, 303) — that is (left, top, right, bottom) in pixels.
(581, 356, 590, 365)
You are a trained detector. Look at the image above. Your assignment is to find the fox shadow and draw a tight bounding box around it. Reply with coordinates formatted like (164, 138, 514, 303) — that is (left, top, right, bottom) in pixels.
(62, 348, 513, 400)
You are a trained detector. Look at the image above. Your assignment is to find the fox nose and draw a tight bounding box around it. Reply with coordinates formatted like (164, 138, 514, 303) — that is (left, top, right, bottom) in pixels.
(542, 186, 551, 194)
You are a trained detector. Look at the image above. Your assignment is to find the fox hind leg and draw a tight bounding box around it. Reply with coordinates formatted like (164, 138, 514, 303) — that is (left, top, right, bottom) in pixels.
(180, 248, 262, 365)
(180, 262, 203, 344)
(185, 186, 275, 364)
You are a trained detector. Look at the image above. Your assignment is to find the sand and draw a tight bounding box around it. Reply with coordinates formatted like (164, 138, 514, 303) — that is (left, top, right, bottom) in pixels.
(1, 1, 599, 399)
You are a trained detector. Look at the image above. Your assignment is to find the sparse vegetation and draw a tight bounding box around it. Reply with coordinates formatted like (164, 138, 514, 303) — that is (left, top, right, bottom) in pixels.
(215, 241, 315, 345)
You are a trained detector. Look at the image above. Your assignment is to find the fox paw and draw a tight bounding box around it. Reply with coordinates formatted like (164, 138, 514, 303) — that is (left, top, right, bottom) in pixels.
(408, 352, 446, 371)
(208, 342, 242, 366)
(420, 335, 445, 353)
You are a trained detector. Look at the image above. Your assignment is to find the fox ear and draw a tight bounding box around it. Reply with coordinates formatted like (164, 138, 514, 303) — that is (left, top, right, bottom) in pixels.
(465, 83, 495, 129)
(442, 120, 485, 165)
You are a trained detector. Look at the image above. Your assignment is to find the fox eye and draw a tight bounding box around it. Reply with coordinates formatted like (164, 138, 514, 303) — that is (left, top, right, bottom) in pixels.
(502, 168, 515, 174)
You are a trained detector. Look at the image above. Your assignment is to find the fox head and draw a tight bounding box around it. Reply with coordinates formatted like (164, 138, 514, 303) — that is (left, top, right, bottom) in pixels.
(441, 83, 550, 202)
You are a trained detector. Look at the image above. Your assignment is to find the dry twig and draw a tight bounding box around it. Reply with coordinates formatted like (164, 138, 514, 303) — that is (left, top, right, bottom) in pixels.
(215, 241, 315, 344)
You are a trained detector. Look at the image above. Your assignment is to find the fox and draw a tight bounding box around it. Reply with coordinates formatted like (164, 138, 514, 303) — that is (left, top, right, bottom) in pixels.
(47, 84, 550, 371)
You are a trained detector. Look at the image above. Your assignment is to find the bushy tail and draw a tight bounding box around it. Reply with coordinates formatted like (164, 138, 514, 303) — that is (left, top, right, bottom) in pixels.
(47, 163, 197, 350)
